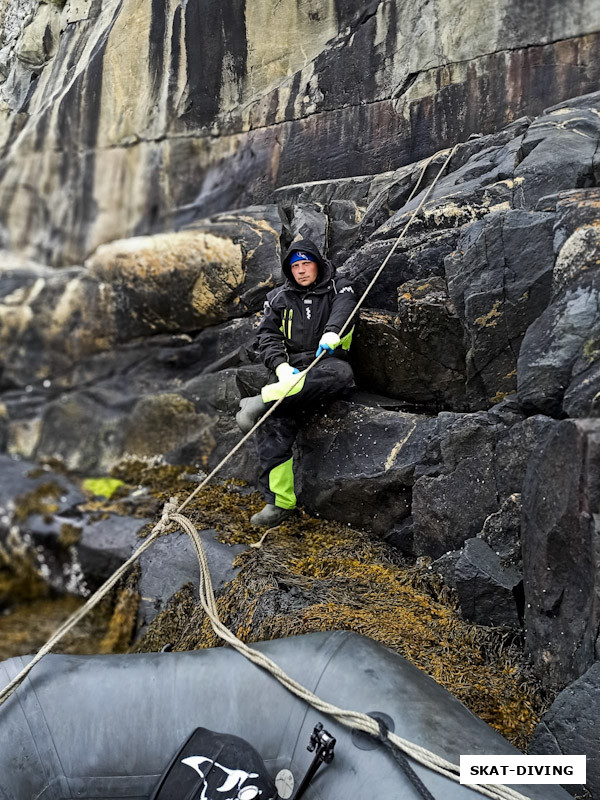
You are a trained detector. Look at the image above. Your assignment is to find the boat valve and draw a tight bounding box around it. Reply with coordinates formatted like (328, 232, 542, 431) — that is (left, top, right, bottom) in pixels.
(292, 723, 336, 800)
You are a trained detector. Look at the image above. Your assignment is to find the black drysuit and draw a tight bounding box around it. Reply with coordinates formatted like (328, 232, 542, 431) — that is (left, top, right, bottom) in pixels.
(255, 239, 357, 509)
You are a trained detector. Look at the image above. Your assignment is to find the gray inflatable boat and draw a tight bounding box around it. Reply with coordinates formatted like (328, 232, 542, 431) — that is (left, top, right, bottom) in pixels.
(0, 631, 571, 800)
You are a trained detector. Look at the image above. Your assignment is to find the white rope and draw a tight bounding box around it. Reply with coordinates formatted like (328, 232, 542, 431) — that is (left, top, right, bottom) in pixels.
(0, 143, 535, 800)
(0, 498, 179, 707)
(173, 513, 538, 800)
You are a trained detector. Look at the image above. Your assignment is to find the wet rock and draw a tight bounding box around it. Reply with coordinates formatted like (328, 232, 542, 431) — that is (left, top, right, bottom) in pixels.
(529, 662, 600, 799)
(287, 203, 328, 254)
(454, 538, 521, 628)
(518, 221, 600, 418)
(298, 402, 435, 535)
(352, 278, 467, 410)
(479, 493, 522, 570)
(430, 549, 461, 590)
(445, 210, 555, 409)
(513, 107, 600, 209)
(0, 452, 246, 634)
(336, 130, 530, 311)
(26, 511, 147, 596)
(0, 454, 148, 596)
(522, 419, 600, 690)
(137, 528, 246, 632)
(0, 454, 85, 531)
(412, 411, 558, 559)
(122, 394, 214, 461)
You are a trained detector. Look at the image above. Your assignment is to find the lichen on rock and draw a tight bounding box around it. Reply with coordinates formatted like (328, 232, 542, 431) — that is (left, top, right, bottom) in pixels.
(87, 230, 245, 334)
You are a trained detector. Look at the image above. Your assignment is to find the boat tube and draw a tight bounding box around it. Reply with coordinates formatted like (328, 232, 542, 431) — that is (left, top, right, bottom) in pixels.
(0, 631, 571, 800)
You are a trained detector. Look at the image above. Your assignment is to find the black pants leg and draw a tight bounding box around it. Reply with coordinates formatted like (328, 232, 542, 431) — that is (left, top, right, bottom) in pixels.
(257, 358, 354, 508)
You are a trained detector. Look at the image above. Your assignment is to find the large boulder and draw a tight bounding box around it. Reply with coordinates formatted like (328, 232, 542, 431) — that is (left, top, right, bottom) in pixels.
(352, 278, 467, 410)
(521, 419, 600, 690)
(518, 189, 600, 418)
(530, 662, 600, 799)
(445, 210, 555, 409)
(0, 212, 281, 388)
(454, 538, 522, 628)
(296, 399, 559, 560)
(412, 410, 557, 558)
(86, 231, 242, 336)
(297, 402, 434, 535)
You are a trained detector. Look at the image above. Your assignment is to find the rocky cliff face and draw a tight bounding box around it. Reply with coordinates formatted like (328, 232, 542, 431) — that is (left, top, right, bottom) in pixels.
(1, 0, 600, 265)
(2, 1, 600, 793)
(2, 91, 600, 689)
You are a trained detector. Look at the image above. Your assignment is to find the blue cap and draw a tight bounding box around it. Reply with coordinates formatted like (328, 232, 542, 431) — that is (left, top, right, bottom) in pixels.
(289, 251, 316, 266)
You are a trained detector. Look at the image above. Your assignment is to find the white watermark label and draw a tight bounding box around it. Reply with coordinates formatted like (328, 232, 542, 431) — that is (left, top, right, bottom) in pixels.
(460, 755, 586, 784)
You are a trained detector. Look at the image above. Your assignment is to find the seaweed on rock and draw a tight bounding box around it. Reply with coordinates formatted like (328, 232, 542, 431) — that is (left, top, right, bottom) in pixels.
(124, 460, 548, 750)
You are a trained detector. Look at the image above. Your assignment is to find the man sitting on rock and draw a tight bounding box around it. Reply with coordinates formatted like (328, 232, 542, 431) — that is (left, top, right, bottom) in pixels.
(236, 238, 357, 527)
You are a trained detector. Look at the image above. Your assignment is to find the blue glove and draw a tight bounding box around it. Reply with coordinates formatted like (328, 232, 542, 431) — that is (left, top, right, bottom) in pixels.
(316, 332, 340, 358)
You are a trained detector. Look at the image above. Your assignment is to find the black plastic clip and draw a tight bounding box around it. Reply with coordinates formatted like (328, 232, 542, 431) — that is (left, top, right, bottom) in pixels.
(293, 723, 336, 800)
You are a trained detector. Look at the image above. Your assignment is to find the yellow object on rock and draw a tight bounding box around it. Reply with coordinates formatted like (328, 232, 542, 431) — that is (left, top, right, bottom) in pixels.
(82, 477, 125, 499)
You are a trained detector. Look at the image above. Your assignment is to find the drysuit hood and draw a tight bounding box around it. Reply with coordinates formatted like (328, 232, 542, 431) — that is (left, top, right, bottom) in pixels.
(281, 239, 333, 290)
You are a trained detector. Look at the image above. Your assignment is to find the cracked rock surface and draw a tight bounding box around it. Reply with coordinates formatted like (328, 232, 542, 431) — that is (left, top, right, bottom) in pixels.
(0, 0, 599, 265)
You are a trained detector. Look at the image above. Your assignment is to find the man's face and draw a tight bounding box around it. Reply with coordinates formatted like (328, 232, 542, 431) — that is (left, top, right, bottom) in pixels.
(291, 258, 318, 287)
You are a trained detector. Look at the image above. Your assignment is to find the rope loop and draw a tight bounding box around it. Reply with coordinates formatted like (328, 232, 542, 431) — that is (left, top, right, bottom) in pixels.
(158, 496, 180, 530)
(377, 719, 437, 800)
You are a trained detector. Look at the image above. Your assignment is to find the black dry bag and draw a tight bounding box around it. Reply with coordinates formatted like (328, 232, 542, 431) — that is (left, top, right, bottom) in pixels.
(149, 727, 279, 800)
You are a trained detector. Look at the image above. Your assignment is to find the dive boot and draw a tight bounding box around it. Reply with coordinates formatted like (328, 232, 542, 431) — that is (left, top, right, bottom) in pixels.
(250, 504, 294, 527)
(236, 394, 268, 434)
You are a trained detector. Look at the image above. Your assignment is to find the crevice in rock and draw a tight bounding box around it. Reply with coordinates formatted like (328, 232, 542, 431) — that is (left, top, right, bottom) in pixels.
(391, 71, 419, 100)
(499, 217, 519, 366)
(356, 0, 382, 28)
(532, 721, 563, 755)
